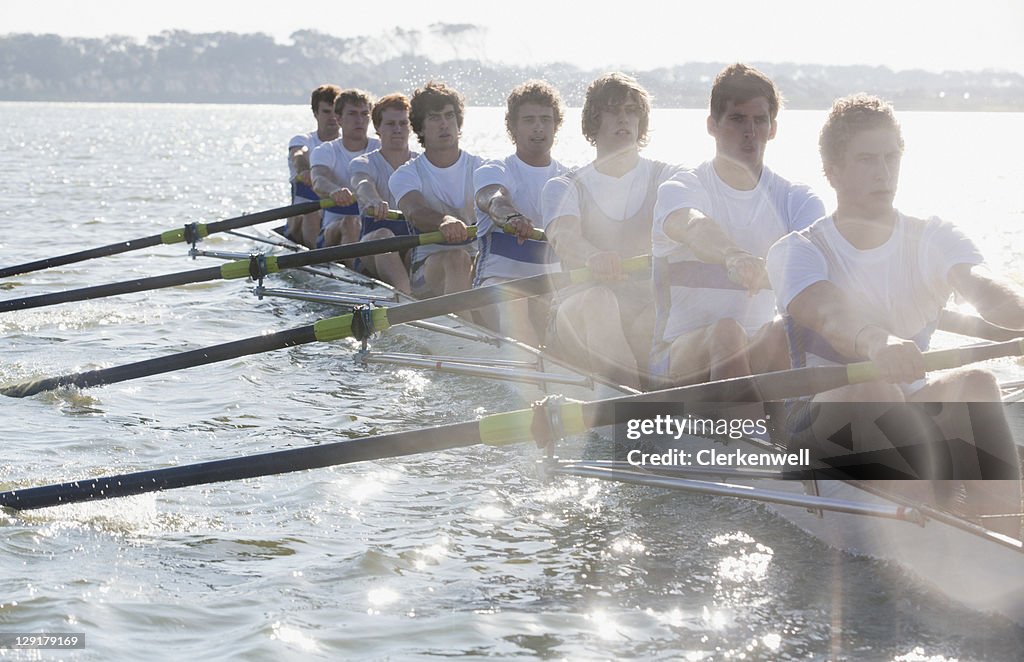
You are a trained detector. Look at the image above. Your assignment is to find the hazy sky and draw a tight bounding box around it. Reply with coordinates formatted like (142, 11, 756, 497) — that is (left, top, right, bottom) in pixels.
(3, 0, 1023, 73)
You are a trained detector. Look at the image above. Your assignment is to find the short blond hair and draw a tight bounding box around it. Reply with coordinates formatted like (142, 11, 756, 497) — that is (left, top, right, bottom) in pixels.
(819, 93, 904, 171)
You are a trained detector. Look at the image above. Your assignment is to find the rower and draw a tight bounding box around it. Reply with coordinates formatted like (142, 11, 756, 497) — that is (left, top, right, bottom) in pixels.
(286, 84, 341, 248)
(349, 93, 418, 294)
(650, 64, 826, 387)
(542, 73, 676, 389)
(766, 94, 1024, 536)
(390, 81, 484, 297)
(311, 89, 381, 249)
(474, 80, 568, 345)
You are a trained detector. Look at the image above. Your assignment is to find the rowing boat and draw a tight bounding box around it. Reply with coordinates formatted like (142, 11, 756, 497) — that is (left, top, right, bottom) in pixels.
(217, 220, 1024, 626)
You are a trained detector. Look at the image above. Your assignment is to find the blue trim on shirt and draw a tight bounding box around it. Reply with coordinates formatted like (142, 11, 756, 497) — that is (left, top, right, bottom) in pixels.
(482, 232, 555, 264)
(291, 180, 319, 202)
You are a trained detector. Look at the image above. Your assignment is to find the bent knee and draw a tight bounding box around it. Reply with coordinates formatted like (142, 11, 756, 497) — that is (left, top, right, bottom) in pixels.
(708, 318, 748, 350)
(427, 249, 472, 273)
(574, 286, 620, 313)
(442, 249, 472, 270)
(951, 368, 1001, 400)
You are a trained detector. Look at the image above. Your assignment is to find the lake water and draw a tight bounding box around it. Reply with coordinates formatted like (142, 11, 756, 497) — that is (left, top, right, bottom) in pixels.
(0, 101, 1023, 660)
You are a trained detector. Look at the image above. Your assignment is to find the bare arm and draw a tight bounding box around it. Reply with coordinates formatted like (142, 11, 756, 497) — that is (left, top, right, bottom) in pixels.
(290, 146, 312, 186)
(545, 214, 607, 271)
(662, 207, 770, 293)
(948, 263, 1024, 330)
(350, 171, 388, 219)
(476, 184, 533, 242)
(546, 214, 625, 280)
(786, 280, 926, 383)
(311, 165, 354, 206)
(397, 190, 468, 243)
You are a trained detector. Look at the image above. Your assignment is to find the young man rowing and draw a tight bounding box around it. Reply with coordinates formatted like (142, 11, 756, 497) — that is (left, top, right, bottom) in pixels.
(474, 80, 568, 344)
(542, 73, 675, 390)
(286, 84, 340, 248)
(651, 64, 825, 387)
(766, 94, 1024, 535)
(390, 81, 483, 297)
(311, 89, 380, 249)
(349, 93, 418, 294)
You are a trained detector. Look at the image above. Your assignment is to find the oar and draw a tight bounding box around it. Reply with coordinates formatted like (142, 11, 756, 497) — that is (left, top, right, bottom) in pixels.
(0, 221, 546, 314)
(373, 208, 546, 242)
(0, 200, 337, 279)
(937, 309, 1023, 342)
(0, 227, 476, 314)
(0, 256, 651, 397)
(2, 338, 1020, 511)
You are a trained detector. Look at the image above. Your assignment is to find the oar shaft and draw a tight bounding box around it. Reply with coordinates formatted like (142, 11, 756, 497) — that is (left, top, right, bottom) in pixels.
(0, 256, 652, 397)
(0, 235, 162, 279)
(0, 417, 484, 510)
(1, 325, 318, 398)
(482, 340, 1024, 443)
(0, 265, 225, 313)
(937, 309, 1022, 342)
(201, 200, 329, 237)
(274, 232, 430, 271)
(5, 338, 1023, 509)
(0, 228, 464, 313)
(0, 200, 329, 279)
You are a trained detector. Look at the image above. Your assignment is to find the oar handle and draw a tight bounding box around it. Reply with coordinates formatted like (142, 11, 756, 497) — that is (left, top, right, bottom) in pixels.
(500, 223, 546, 242)
(846, 338, 1024, 383)
(363, 206, 406, 221)
(416, 225, 479, 246)
(568, 254, 651, 284)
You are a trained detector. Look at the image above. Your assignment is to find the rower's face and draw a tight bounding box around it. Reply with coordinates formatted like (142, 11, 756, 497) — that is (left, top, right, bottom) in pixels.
(511, 103, 556, 158)
(314, 101, 340, 133)
(376, 108, 411, 150)
(422, 104, 460, 151)
(707, 97, 776, 172)
(339, 102, 371, 140)
(595, 95, 642, 151)
(827, 127, 902, 217)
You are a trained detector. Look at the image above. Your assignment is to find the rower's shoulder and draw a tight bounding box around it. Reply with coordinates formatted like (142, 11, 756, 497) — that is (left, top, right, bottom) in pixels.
(550, 162, 588, 184)
(642, 157, 687, 183)
(351, 147, 379, 163)
(759, 166, 819, 198)
(897, 211, 954, 238)
(654, 162, 704, 199)
(474, 154, 512, 175)
(898, 211, 936, 226)
(458, 150, 486, 170)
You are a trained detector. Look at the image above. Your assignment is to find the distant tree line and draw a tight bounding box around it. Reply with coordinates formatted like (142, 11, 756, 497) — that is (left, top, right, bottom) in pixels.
(2, 28, 1022, 110)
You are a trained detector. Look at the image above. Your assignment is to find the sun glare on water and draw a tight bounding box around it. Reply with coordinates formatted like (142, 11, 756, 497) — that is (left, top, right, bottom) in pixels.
(269, 622, 319, 652)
